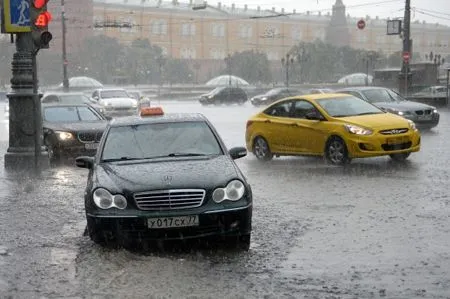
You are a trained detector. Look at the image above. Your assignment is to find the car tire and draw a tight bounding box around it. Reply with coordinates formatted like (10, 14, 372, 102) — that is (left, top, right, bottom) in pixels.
(389, 152, 411, 161)
(325, 136, 351, 165)
(253, 136, 273, 161)
(86, 217, 118, 248)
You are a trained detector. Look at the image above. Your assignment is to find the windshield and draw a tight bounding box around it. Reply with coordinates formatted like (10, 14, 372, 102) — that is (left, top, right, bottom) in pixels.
(43, 106, 102, 122)
(101, 121, 223, 161)
(266, 88, 285, 96)
(361, 88, 403, 103)
(100, 90, 129, 99)
(317, 96, 383, 117)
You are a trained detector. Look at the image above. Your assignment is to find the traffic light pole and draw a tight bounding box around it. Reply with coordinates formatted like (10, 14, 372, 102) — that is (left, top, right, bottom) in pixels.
(61, 0, 69, 91)
(399, 0, 411, 95)
(4, 33, 49, 172)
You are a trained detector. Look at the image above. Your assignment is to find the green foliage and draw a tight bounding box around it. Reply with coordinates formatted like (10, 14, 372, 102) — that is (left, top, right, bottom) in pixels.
(226, 50, 272, 84)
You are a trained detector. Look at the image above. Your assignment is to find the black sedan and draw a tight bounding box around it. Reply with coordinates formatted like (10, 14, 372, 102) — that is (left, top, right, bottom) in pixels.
(43, 103, 108, 164)
(75, 111, 252, 250)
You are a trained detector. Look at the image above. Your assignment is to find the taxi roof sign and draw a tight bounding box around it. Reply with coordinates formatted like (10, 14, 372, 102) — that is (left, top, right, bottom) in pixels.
(140, 107, 164, 117)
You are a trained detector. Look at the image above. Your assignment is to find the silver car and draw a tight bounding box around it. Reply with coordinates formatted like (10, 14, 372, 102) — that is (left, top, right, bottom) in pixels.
(91, 88, 138, 118)
(336, 86, 440, 130)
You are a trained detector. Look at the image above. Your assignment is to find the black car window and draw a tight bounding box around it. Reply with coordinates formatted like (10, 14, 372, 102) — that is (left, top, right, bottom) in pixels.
(292, 100, 317, 119)
(44, 106, 102, 122)
(101, 121, 223, 161)
(264, 101, 292, 117)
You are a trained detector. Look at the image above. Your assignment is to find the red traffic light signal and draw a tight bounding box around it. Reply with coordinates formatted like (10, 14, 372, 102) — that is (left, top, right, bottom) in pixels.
(33, 0, 49, 9)
(35, 11, 52, 27)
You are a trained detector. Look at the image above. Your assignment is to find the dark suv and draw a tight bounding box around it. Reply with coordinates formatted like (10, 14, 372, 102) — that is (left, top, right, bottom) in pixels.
(199, 86, 248, 105)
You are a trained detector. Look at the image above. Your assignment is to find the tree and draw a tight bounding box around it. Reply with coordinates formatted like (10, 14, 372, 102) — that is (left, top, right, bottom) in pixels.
(226, 50, 272, 84)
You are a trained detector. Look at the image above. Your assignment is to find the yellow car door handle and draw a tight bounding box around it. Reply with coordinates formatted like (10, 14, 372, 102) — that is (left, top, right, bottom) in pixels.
(264, 119, 271, 123)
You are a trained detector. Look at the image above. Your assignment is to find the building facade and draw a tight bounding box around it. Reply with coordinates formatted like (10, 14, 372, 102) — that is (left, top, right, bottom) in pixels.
(91, 0, 450, 61)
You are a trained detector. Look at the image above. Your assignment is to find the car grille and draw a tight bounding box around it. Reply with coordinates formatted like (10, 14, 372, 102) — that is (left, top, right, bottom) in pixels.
(381, 142, 412, 151)
(133, 189, 206, 210)
(415, 109, 432, 116)
(379, 128, 409, 135)
(77, 131, 103, 143)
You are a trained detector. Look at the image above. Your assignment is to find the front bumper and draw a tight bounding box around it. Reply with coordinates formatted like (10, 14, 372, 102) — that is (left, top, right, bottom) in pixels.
(403, 113, 440, 129)
(86, 205, 252, 241)
(54, 142, 98, 159)
(345, 130, 421, 158)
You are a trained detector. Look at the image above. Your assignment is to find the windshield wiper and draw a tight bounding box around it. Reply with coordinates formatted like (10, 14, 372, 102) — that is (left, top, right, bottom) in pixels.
(102, 157, 141, 162)
(166, 152, 207, 157)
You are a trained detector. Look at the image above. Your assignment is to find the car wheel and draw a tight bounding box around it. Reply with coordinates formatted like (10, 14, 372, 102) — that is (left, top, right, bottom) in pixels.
(86, 217, 118, 248)
(253, 136, 273, 161)
(325, 136, 351, 165)
(389, 152, 411, 161)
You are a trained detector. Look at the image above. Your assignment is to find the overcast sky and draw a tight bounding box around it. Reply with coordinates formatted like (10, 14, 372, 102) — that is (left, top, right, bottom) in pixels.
(210, 0, 450, 25)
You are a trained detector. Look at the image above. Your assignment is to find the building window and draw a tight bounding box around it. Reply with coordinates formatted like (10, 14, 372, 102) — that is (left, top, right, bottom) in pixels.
(209, 48, 225, 59)
(261, 26, 280, 39)
(239, 25, 252, 38)
(212, 23, 225, 37)
(151, 19, 168, 35)
(291, 27, 302, 41)
(181, 48, 196, 59)
(160, 47, 168, 56)
(314, 29, 325, 41)
(181, 23, 196, 36)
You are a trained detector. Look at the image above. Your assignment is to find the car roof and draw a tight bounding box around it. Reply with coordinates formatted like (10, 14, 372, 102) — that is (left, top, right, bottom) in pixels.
(43, 92, 86, 96)
(96, 88, 127, 91)
(109, 113, 208, 127)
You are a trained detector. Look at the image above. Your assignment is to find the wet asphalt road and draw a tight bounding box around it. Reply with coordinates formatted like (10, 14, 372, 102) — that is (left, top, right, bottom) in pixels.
(1, 100, 450, 298)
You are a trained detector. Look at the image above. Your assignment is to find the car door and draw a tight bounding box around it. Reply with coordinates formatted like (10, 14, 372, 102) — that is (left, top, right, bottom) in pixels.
(288, 100, 329, 154)
(261, 100, 296, 153)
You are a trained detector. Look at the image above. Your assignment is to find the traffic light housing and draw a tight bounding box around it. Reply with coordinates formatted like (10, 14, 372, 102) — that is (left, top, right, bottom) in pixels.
(30, 0, 53, 49)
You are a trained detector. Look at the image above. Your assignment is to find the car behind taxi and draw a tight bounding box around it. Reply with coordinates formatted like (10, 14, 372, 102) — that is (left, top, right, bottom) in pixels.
(245, 93, 420, 165)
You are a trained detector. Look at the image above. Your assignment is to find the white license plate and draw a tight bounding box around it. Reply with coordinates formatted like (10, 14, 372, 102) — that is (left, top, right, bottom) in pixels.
(417, 115, 432, 121)
(147, 216, 199, 229)
(84, 143, 99, 150)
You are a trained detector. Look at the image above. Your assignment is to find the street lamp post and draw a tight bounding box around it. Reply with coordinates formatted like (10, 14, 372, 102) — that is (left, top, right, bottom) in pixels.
(281, 54, 294, 87)
(61, 0, 69, 91)
(224, 54, 232, 86)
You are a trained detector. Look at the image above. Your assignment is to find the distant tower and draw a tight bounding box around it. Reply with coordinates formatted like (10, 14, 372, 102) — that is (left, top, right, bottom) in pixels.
(326, 0, 350, 47)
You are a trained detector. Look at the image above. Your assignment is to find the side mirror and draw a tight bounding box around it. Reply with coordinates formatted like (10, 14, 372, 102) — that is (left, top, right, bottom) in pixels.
(75, 156, 94, 169)
(229, 147, 247, 160)
(92, 96, 99, 101)
(105, 116, 112, 121)
(305, 111, 323, 121)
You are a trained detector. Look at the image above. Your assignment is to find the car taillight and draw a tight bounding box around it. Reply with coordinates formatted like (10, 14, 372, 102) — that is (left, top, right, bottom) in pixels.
(246, 120, 253, 129)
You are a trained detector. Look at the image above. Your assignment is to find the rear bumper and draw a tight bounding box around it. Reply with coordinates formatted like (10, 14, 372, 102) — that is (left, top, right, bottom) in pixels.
(86, 206, 252, 241)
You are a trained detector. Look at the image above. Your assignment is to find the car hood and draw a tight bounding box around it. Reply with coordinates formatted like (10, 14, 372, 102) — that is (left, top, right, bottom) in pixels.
(100, 98, 137, 107)
(94, 155, 241, 193)
(338, 113, 410, 129)
(44, 121, 107, 132)
(375, 101, 434, 111)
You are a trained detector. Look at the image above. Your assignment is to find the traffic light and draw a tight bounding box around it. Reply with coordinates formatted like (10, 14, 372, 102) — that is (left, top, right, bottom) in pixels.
(30, 0, 53, 49)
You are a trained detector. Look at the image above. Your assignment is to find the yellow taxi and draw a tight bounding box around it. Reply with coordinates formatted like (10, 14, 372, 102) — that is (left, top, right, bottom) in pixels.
(245, 93, 421, 165)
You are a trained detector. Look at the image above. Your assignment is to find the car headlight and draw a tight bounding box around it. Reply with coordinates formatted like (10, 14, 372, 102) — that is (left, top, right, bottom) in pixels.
(344, 124, 372, 135)
(407, 120, 417, 131)
(433, 109, 438, 114)
(55, 131, 74, 140)
(261, 97, 267, 101)
(92, 188, 127, 210)
(212, 180, 246, 203)
(208, 95, 213, 99)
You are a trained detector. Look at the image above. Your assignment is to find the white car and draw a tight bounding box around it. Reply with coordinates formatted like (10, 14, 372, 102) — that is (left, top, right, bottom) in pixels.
(91, 88, 138, 118)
